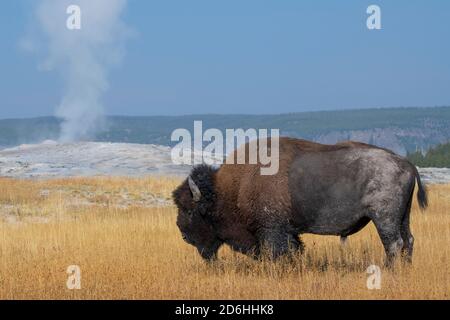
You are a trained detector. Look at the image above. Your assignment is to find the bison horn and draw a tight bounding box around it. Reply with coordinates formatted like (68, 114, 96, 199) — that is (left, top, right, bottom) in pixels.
(188, 176, 202, 202)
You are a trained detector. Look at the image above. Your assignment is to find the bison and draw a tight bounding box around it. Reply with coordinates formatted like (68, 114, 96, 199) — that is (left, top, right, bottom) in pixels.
(173, 137, 428, 266)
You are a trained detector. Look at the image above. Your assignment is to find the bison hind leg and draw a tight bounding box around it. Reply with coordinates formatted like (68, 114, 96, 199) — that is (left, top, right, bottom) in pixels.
(400, 190, 415, 263)
(371, 179, 416, 267)
(372, 218, 404, 268)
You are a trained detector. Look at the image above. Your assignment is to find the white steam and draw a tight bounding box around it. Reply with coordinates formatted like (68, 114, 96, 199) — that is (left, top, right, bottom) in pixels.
(30, 0, 130, 142)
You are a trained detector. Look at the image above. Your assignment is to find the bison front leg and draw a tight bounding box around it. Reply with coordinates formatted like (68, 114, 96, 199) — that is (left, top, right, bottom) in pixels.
(258, 228, 303, 260)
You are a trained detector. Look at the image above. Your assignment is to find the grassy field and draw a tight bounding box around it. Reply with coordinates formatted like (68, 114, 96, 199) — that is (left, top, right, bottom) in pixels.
(0, 177, 448, 299)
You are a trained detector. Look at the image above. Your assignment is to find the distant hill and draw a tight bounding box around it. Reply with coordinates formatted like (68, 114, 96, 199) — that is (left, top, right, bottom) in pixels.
(408, 142, 450, 168)
(1, 106, 450, 155)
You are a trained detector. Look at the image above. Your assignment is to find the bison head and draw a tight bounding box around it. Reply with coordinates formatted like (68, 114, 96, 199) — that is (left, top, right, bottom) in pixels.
(172, 165, 223, 261)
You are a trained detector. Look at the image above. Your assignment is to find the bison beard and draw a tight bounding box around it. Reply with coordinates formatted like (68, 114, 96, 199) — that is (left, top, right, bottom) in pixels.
(172, 137, 428, 267)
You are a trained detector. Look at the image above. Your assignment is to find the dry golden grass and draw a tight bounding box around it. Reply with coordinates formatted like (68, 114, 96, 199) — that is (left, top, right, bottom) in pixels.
(0, 177, 448, 299)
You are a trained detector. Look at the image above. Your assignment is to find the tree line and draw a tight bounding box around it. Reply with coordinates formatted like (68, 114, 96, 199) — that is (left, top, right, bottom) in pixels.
(407, 141, 450, 168)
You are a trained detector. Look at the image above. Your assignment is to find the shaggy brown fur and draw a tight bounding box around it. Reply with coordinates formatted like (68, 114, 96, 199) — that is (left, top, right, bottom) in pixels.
(173, 137, 427, 265)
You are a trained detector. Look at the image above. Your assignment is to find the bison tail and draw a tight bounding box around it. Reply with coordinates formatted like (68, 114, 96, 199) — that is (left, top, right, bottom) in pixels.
(413, 166, 428, 210)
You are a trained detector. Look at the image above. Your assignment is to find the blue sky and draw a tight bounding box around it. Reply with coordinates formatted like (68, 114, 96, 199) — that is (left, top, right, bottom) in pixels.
(0, 0, 449, 118)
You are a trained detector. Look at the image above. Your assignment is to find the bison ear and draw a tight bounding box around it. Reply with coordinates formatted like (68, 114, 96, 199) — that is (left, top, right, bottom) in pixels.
(188, 176, 202, 202)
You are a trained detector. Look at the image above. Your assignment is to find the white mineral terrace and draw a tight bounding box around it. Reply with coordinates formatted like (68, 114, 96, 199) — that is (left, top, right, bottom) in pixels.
(0, 140, 449, 184)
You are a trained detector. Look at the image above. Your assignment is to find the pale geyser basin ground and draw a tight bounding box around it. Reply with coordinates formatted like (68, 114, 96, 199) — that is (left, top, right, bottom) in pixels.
(1, 140, 449, 184)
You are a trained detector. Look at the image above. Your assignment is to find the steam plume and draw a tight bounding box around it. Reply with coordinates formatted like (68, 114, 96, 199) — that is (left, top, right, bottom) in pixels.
(29, 0, 130, 141)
